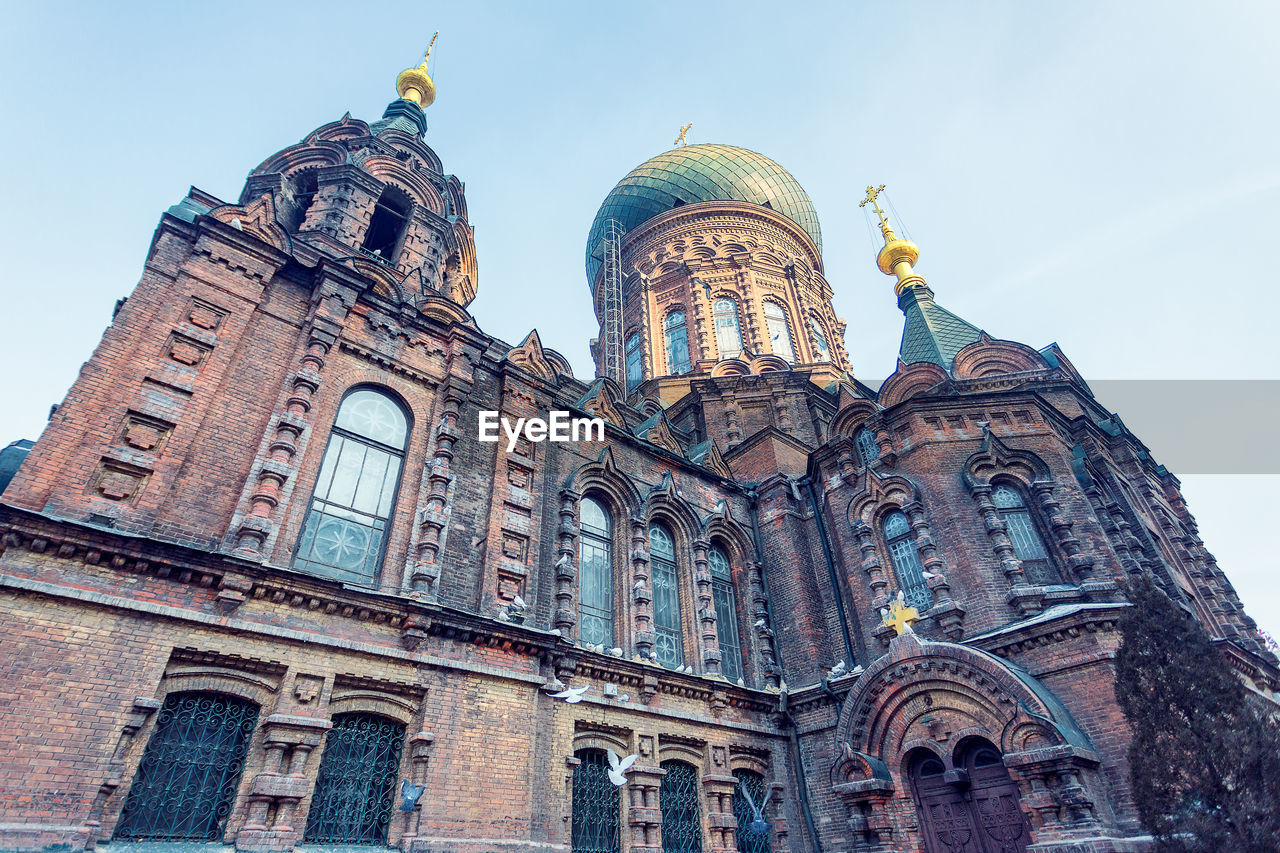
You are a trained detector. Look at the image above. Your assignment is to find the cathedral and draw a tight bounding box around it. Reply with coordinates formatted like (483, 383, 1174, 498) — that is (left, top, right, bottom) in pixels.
(0, 48, 1275, 853)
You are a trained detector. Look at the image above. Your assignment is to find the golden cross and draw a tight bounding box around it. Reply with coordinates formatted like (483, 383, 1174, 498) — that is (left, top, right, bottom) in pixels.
(674, 123, 693, 147)
(859, 184, 890, 229)
(882, 596, 920, 636)
(423, 32, 439, 64)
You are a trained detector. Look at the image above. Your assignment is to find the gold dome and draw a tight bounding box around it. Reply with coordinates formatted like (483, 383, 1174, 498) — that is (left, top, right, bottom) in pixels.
(396, 35, 438, 108)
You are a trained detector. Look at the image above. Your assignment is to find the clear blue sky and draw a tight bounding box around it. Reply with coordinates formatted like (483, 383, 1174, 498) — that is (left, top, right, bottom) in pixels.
(0, 1, 1276, 637)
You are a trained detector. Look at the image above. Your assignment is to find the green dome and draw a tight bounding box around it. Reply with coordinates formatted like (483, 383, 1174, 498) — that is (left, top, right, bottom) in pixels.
(586, 144, 822, 288)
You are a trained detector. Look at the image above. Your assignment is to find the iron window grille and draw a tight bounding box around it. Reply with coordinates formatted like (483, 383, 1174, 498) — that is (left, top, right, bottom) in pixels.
(303, 713, 406, 845)
(660, 760, 703, 853)
(992, 485, 1059, 585)
(855, 428, 880, 467)
(113, 692, 258, 842)
(650, 524, 685, 669)
(579, 497, 615, 647)
(293, 388, 408, 586)
(709, 546, 742, 683)
(572, 748, 622, 853)
(883, 511, 933, 612)
(732, 769, 771, 853)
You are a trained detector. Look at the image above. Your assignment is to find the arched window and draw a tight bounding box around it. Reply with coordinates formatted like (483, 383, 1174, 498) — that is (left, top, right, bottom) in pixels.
(626, 332, 643, 391)
(294, 388, 409, 585)
(883, 511, 932, 611)
(283, 170, 319, 232)
(665, 311, 691, 375)
(732, 769, 771, 853)
(660, 760, 703, 853)
(650, 524, 685, 669)
(710, 546, 742, 683)
(579, 497, 614, 646)
(992, 484, 1059, 584)
(809, 316, 831, 362)
(572, 748, 621, 853)
(855, 428, 880, 467)
(304, 713, 406, 844)
(714, 299, 744, 359)
(762, 302, 794, 363)
(114, 692, 258, 841)
(362, 186, 412, 261)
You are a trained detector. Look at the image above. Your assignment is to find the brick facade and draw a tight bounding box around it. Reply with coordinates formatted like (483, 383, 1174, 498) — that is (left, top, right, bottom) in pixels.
(0, 74, 1276, 853)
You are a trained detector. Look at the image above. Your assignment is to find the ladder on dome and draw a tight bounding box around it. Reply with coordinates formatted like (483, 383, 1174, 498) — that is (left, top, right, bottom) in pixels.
(599, 218, 626, 389)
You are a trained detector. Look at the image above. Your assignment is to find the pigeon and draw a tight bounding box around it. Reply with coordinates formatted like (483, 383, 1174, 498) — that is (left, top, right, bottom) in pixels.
(634, 579, 647, 591)
(921, 570, 938, 580)
(594, 643, 606, 654)
(879, 607, 890, 619)
(399, 779, 426, 812)
(230, 217, 243, 230)
(737, 780, 774, 836)
(550, 685, 590, 703)
(828, 660, 848, 678)
(897, 590, 907, 603)
(754, 618, 767, 628)
(512, 595, 528, 610)
(607, 749, 639, 786)
(555, 554, 572, 569)
(617, 693, 630, 703)
(609, 647, 624, 657)
(736, 678, 746, 687)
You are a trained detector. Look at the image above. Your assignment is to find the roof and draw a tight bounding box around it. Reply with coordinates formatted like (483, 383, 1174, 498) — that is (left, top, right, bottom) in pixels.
(897, 285, 982, 370)
(585, 144, 822, 287)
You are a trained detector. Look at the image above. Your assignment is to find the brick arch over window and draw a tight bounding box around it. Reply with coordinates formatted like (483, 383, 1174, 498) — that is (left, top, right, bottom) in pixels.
(830, 633, 1103, 847)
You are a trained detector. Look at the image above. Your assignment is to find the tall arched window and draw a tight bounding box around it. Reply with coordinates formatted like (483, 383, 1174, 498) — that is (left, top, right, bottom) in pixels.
(714, 299, 743, 359)
(650, 524, 685, 669)
(572, 748, 621, 853)
(579, 497, 614, 646)
(362, 186, 412, 261)
(283, 170, 319, 232)
(855, 427, 880, 467)
(710, 546, 742, 683)
(809, 316, 831, 362)
(294, 388, 409, 585)
(626, 332, 643, 391)
(883, 511, 932, 611)
(114, 692, 259, 841)
(665, 311, 691, 375)
(992, 484, 1059, 585)
(304, 713, 405, 844)
(660, 760, 703, 853)
(763, 303, 794, 363)
(732, 769, 771, 853)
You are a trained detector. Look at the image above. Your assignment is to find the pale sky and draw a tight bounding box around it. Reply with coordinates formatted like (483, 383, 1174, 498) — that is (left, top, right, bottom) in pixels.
(0, 1, 1276, 638)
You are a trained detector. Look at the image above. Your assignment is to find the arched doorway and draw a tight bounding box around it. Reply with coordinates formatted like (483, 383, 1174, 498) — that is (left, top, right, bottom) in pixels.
(908, 740, 1030, 853)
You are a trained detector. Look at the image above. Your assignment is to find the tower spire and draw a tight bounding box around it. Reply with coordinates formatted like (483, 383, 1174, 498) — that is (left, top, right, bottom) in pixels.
(862, 185, 981, 371)
(396, 33, 439, 108)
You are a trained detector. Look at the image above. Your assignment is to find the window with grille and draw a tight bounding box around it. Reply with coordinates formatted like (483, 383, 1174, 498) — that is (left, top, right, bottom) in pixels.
(579, 497, 614, 647)
(763, 303, 794, 363)
(883, 511, 932, 611)
(113, 692, 258, 842)
(660, 760, 703, 853)
(293, 388, 408, 585)
(626, 332, 643, 390)
(732, 769, 771, 853)
(992, 484, 1059, 584)
(650, 524, 685, 669)
(666, 312, 691, 375)
(809, 316, 831, 362)
(710, 546, 742, 683)
(714, 299, 743, 359)
(855, 428, 880, 467)
(572, 748, 621, 853)
(303, 713, 406, 845)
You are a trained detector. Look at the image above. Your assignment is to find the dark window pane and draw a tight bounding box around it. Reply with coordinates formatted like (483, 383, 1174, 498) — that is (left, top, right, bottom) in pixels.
(733, 769, 771, 853)
(661, 760, 703, 853)
(572, 749, 621, 853)
(304, 713, 405, 844)
(650, 525, 683, 669)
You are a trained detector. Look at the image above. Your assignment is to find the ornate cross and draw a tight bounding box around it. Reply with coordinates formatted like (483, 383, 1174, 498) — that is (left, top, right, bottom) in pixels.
(859, 184, 889, 228)
(882, 596, 919, 636)
(423, 32, 438, 64)
(674, 123, 693, 147)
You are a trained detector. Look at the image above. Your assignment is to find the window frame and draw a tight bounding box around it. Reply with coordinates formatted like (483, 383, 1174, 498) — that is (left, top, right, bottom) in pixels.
(808, 314, 831, 362)
(881, 509, 933, 612)
(649, 521, 686, 670)
(625, 331, 643, 391)
(991, 481, 1061, 585)
(713, 297, 744, 360)
(709, 543, 743, 683)
(665, 310, 692, 375)
(292, 386, 410, 587)
(762, 301, 795, 363)
(572, 747, 623, 853)
(578, 495, 616, 647)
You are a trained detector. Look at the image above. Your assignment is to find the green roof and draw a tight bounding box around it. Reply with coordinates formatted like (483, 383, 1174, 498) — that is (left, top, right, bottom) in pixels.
(586, 144, 822, 288)
(898, 285, 982, 370)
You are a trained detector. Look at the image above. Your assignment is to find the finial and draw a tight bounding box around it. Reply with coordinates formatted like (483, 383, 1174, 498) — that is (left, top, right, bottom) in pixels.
(862, 183, 926, 295)
(880, 594, 920, 636)
(396, 34, 439, 108)
(674, 123, 693, 147)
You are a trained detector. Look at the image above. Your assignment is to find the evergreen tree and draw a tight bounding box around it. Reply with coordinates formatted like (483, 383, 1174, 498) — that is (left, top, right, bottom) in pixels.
(1114, 574, 1280, 851)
